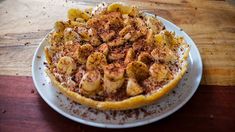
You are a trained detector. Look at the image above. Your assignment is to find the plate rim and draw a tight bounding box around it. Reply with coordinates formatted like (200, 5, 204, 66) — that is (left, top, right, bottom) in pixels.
(32, 16, 203, 129)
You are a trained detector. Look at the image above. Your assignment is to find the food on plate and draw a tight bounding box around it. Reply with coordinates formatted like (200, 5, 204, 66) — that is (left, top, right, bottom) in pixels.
(45, 2, 190, 110)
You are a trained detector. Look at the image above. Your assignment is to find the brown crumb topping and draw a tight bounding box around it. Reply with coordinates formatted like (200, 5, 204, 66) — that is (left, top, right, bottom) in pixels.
(46, 3, 188, 101)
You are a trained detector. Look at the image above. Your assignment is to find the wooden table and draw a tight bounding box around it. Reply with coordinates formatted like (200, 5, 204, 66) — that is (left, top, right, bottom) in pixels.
(0, 0, 235, 131)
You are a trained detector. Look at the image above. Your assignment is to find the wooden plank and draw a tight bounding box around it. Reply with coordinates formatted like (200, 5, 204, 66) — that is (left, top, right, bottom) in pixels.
(0, 76, 234, 131)
(0, 0, 235, 85)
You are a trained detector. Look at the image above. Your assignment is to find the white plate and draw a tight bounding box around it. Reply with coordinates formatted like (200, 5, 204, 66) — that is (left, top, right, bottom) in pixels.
(32, 16, 202, 128)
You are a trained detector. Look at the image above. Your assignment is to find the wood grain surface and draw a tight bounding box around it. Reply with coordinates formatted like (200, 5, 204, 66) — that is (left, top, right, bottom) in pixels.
(0, 76, 234, 131)
(0, 0, 235, 84)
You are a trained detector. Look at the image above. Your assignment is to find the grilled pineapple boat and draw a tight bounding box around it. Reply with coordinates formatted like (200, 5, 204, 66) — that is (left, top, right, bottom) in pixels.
(45, 2, 190, 110)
